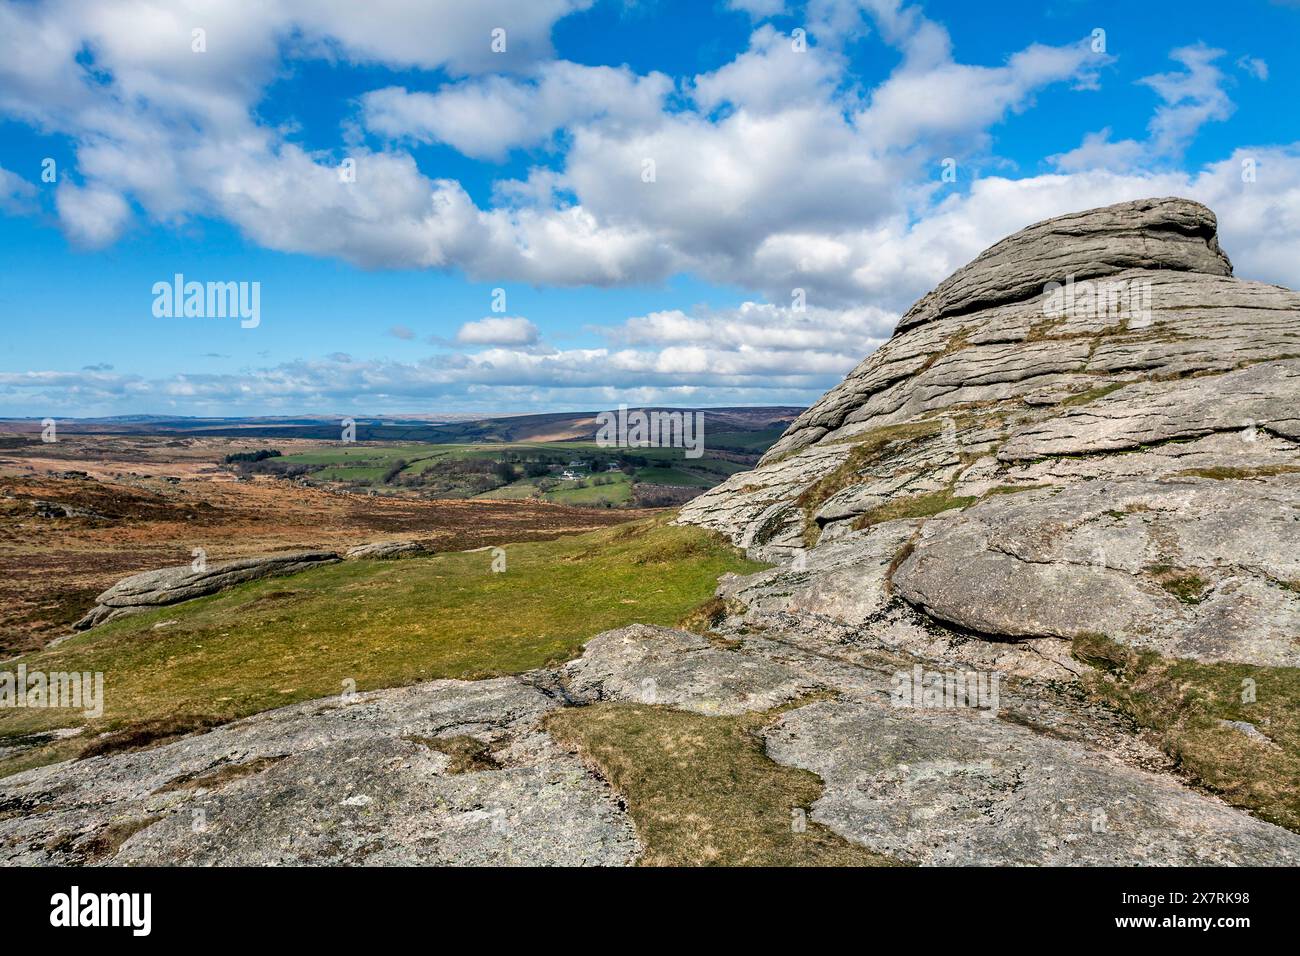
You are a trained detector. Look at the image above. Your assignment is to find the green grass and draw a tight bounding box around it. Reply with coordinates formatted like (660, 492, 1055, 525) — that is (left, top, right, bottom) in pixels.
(475, 478, 546, 500)
(0, 518, 766, 775)
(544, 701, 901, 866)
(1146, 564, 1209, 604)
(276, 440, 754, 499)
(851, 487, 977, 530)
(543, 474, 634, 505)
(1174, 465, 1300, 481)
(1073, 633, 1300, 832)
(274, 445, 442, 466)
(707, 428, 788, 453)
(475, 473, 635, 505)
(1059, 381, 1127, 408)
(311, 465, 393, 481)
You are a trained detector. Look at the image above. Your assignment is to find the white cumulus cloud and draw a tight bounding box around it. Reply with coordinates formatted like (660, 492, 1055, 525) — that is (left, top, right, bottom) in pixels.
(456, 316, 541, 346)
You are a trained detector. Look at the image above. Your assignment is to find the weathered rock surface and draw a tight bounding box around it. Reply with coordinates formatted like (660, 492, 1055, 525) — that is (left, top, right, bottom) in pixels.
(678, 197, 1300, 672)
(659, 197, 1300, 860)
(764, 700, 1300, 866)
(0, 677, 638, 866)
(562, 624, 816, 715)
(6, 623, 1297, 866)
(894, 195, 1232, 336)
(73, 551, 340, 630)
(892, 476, 1300, 666)
(998, 360, 1300, 460)
(344, 540, 435, 560)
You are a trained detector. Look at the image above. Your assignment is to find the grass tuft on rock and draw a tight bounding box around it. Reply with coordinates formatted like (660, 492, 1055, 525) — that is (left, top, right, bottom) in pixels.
(676, 595, 729, 635)
(983, 483, 1053, 496)
(1073, 632, 1300, 832)
(851, 488, 976, 530)
(544, 701, 901, 866)
(797, 419, 944, 545)
(1173, 465, 1300, 481)
(406, 735, 500, 774)
(1059, 381, 1127, 408)
(1146, 564, 1209, 604)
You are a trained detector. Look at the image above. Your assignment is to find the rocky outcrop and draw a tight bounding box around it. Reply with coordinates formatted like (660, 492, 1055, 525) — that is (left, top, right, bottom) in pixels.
(677, 197, 1300, 671)
(31, 500, 107, 520)
(893, 196, 1231, 336)
(75, 540, 444, 630)
(73, 552, 340, 630)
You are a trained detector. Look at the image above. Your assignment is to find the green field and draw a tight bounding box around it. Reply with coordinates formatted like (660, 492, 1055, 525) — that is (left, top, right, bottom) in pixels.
(312, 465, 393, 481)
(475, 478, 547, 500)
(0, 518, 766, 775)
(543, 473, 634, 505)
(260, 439, 764, 503)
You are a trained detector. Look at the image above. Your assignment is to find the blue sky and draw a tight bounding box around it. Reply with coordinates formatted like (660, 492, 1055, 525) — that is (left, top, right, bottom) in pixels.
(1, 0, 1298, 418)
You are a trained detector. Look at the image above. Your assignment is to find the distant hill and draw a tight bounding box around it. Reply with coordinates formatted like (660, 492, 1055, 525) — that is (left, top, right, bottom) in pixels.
(0, 407, 803, 444)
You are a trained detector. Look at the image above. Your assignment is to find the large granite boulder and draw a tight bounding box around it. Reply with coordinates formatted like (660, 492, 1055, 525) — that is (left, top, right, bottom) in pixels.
(677, 196, 1300, 670)
(73, 551, 340, 630)
(764, 698, 1300, 866)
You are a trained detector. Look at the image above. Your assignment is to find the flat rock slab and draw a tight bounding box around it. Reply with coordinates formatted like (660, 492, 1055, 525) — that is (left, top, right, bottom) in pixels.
(0, 677, 638, 866)
(3, 618, 1294, 867)
(562, 624, 816, 715)
(119, 750, 631, 867)
(764, 699, 1300, 866)
(999, 360, 1300, 460)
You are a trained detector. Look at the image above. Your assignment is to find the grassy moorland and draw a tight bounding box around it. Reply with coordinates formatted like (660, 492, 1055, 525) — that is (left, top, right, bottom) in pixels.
(0, 469, 633, 656)
(0, 517, 765, 775)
